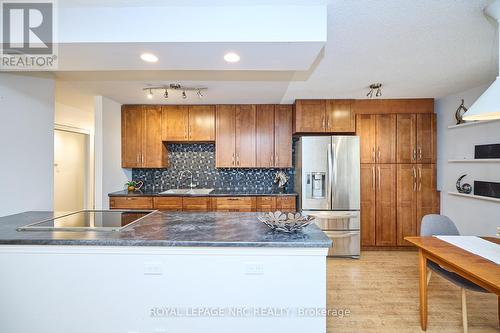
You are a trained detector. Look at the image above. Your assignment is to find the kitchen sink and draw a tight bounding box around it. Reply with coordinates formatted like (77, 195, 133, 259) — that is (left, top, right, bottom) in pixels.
(160, 188, 214, 195)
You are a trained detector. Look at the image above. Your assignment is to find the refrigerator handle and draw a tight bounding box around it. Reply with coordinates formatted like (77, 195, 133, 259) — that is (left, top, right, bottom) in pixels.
(327, 143, 333, 206)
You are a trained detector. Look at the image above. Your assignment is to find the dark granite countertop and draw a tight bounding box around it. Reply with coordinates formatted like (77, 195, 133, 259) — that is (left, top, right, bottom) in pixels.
(108, 189, 298, 197)
(0, 211, 332, 248)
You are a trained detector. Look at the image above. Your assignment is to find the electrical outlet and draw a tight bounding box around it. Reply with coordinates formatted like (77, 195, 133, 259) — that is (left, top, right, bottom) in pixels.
(244, 262, 264, 275)
(144, 262, 163, 275)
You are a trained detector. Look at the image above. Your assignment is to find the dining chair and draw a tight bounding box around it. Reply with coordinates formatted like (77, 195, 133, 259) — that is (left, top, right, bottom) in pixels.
(420, 214, 492, 333)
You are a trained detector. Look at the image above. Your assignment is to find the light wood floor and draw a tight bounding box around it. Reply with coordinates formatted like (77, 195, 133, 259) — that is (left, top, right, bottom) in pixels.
(327, 251, 499, 333)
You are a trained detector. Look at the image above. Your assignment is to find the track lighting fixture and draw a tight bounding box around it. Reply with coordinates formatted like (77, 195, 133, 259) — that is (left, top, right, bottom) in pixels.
(142, 84, 208, 100)
(367, 83, 382, 99)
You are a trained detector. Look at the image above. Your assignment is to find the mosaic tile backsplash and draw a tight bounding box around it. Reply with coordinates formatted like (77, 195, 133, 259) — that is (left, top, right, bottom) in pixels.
(132, 143, 295, 192)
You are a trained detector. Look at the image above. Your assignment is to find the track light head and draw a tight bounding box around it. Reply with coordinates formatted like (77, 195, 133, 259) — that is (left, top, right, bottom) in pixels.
(147, 89, 153, 99)
(164, 89, 168, 98)
(197, 90, 203, 99)
(366, 89, 373, 98)
(376, 88, 382, 97)
(367, 83, 382, 98)
(182, 91, 187, 99)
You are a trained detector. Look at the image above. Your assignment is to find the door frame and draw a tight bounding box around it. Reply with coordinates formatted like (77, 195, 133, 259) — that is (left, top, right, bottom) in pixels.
(54, 124, 93, 210)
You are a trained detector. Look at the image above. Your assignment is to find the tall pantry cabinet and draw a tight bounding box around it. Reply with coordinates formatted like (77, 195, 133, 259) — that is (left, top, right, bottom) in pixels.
(356, 99, 438, 247)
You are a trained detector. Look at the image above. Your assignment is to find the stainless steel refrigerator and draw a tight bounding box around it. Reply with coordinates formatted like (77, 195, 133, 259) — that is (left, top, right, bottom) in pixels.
(295, 136, 360, 258)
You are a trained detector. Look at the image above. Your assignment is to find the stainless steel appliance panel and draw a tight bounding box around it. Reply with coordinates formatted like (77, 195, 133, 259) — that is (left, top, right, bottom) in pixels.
(331, 136, 360, 210)
(323, 230, 360, 257)
(299, 137, 332, 210)
(304, 210, 360, 230)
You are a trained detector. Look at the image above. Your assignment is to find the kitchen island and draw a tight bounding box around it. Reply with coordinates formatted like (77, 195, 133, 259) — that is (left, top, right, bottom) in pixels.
(0, 211, 331, 333)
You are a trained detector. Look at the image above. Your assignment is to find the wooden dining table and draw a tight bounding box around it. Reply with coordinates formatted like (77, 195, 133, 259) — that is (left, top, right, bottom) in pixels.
(405, 236, 500, 331)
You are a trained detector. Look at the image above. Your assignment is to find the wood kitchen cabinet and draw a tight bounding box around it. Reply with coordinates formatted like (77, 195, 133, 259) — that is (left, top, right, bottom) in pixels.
(294, 99, 325, 133)
(294, 99, 355, 134)
(397, 164, 439, 246)
(182, 197, 212, 211)
(325, 99, 355, 133)
(122, 105, 167, 168)
(274, 105, 293, 168)
(162, 105, 215, 142)
(215, 105, 256, 168)
(396, 114, 436, 163)
(255, 105, 293, 168)
(256, 197, 276, 211)
(153, 197, 183, 211)
(360, 164, 376, 246)
(360, 164, 397, 247)
(356, 114, 396, 164)
(212, 197, 257, 212)
(215, 105, 237, 167)
(276, 196, 296, 211)
(375, 164, 397, 246)
(256, 105, 275, 168)
(188, 105, 215, 141)
(110, 196, 154, 210)
(162, 105, 189, 141)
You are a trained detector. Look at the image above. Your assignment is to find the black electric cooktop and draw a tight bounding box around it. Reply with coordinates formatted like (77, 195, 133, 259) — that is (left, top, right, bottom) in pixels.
(17, 210, 155, 232)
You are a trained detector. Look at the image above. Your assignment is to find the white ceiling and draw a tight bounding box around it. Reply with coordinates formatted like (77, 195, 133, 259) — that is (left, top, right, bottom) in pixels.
(56, 0, 499, 104)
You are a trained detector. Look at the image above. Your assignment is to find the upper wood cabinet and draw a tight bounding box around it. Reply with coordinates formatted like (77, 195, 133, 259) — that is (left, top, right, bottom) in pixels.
(397, 114, 436, 163)
(255, 104, 293, 168)
(294, 99, 355, 134)
(356, 114, 376, 164)
(216, 105, 256, 168)
(375, 114, 397, 163)
(188, 105, 215, 141)
(416, 114, 436, 163)
(353, 99, 434, 114)
(256, 105, 275, 168)
(162, 105, 215, 142)
(215, 105, 237, 167)
(162, 105, 188, 141)
(326, 99, 355, 132)
(294, 100, 326, 133)
(122, 105, 167, 168)
(356, 114, 396, 163)
(235, 105, 256, 168)
(274, 105, 293, 168)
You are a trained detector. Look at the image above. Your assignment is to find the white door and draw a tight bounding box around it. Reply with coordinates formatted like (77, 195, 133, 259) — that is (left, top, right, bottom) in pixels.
(54, 129, 88, 212)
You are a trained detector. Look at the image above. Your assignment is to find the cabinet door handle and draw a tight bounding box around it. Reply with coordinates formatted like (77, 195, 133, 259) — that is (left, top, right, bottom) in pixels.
(372, 147, 375, 162)
(236, 154, 240, 166)
(275, 153, 278, 166)
(377, 166, 381, 192)
(418, 147, 422, 160)
(372, 166, 375, 190)
(322, 116, 326, 130)
(232, 153, 235, 166)
(412, 166, 417, 192)
(412, 147, 417, 161)
(377, 146, 381, 162)
(418, 167, 422, 191)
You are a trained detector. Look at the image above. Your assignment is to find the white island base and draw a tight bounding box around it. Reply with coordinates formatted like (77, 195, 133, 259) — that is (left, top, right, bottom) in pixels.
(0, 245, 328, 333)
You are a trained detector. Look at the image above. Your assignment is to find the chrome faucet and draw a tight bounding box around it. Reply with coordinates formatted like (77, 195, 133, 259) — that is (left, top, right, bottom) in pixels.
(178, 170, 196, 189)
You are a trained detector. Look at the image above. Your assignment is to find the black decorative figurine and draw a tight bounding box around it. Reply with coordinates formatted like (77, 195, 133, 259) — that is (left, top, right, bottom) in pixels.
(456, 174, 472, 194)
(455, 99, 468, 125)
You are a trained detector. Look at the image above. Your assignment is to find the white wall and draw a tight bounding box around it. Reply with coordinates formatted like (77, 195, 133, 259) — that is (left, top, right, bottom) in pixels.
(0, 73, 55, 217)
(55, 82, 95, 209)
(94, 96, 131, 209)
(436, 83, 500, 236)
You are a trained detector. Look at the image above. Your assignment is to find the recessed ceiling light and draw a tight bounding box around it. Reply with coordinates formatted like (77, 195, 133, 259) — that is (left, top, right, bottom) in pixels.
(224, 52, 240, 63)
(140, 53, 158, 63)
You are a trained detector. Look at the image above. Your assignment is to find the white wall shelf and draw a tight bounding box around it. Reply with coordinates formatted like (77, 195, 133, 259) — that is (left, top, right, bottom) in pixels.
(448, 159, 500, 163)
(448, 192, 500, 203)
(447, 118, 500, 129)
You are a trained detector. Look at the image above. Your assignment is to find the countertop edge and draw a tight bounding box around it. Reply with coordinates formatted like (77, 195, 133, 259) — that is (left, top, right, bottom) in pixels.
(108, 191, 298, 197)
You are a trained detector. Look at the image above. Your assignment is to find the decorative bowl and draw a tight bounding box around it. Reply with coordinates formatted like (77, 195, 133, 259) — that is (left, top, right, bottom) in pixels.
(257, 211, 315, 233)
